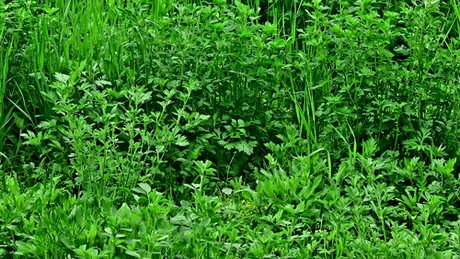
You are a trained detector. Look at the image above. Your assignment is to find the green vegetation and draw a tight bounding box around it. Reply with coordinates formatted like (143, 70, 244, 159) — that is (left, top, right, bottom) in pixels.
(1, 0, 460, 257)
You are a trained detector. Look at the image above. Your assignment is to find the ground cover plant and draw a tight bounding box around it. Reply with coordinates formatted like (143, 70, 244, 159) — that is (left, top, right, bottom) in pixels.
(1, 0, 460, 257)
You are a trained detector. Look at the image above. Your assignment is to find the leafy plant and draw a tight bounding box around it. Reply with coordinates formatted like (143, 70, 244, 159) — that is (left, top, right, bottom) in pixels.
(2, 0, 460, 257)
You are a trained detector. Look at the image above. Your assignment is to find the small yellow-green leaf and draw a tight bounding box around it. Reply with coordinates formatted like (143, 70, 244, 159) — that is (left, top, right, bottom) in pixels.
(222, 188, 233, 195)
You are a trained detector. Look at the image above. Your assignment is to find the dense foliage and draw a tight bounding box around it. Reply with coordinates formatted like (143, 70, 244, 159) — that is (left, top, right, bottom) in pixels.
(2, 0, 460, 257)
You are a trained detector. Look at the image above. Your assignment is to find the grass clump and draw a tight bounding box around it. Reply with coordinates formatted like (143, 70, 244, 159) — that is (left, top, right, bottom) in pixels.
(2, 0, 460, 258)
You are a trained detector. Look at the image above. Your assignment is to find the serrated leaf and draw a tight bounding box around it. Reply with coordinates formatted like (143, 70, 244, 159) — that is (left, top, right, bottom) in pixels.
(55, 73, 69, 83)
(94, 79, 112, 87)
(235, 141, 257, 155)
(139, 91, 152, 104)
(38, 119, 57, 129)
(175, 135, 189, 147)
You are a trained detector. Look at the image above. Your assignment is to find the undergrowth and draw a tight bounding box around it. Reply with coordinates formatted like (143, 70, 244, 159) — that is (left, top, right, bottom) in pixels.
(1, 0, 460, 258)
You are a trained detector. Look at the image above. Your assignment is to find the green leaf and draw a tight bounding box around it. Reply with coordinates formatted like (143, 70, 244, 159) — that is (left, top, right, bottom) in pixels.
(235, 141, 257, 155)
(222, 188, 233, 195)
(175, 134, 189, 147)
(116, 203, 131, 221)
(201, 217, 211, 227)
(15, 241, 37, 255)
(94, 79, 112, 87)
(126, 251, 141, 258)
(138, 183, 151, 194)
(54, 73, 69, 83)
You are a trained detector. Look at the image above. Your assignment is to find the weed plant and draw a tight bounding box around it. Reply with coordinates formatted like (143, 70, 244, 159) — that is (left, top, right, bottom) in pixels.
(1, 0, 460, 257)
